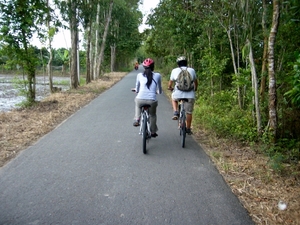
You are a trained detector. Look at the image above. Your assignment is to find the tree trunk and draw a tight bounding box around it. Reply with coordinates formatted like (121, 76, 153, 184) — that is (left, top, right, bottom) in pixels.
(93, 3, 100, 80)
(90, 40, 94, 81)
(47, 21, 54, 93)
(207, 28, 214, 96)
(227, 29, 242, 109)
(47, 48, 54, 92)
(110, 44, 116, 72)
(96, 0, 113, 78)
(70, 0, 79, 89)
(86, 23, 92, 84)
(22, 32, 35, 103)
(260, 0, 268, 102)
(267, 0, 280, 141)
(248, 40, 262, 134)
(46, 1, 54, 93)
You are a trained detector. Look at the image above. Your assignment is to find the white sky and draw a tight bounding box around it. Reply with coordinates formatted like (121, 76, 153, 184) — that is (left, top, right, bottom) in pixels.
(32, 0, 160, 49)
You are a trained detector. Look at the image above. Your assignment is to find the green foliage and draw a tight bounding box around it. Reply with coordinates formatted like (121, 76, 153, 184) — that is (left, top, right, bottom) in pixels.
(261, 135, 300, 162)
(268, 153, 285, 173)
(11, 76, 36, 108)
(194, 91, 257, 141)
(285, 54, 300, 107)
(12, 76, 29, 98)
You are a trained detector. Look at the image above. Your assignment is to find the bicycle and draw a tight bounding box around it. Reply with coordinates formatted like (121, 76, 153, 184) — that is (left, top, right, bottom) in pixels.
(168, 87, 189, 148)
(131, 88, 151, 154)
(139, 104, 151, 154)
(178, 98, 188, 148)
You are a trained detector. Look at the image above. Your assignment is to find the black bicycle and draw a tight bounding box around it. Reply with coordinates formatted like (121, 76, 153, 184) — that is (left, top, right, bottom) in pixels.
(139, 104, 151, 154)
(178, 98, 188, 148)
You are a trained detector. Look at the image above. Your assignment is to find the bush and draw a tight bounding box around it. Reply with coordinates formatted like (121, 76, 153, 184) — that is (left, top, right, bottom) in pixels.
(193, 90, 257, 141)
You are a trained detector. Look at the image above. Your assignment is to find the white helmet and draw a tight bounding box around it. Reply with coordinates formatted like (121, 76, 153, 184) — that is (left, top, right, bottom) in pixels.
(176, 56, 187, 63)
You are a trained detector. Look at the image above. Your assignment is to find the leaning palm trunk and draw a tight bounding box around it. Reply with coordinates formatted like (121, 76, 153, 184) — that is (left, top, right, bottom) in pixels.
(95, 0, 113, 78)
(267, 0, 280, 141)
(260, 0, 268, 101)
(248, 40, 262, 134)
(227, 29, 242, 109)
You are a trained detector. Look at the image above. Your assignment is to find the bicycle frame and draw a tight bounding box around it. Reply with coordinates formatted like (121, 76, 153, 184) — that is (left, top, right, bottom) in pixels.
(178, 99, 188, 148)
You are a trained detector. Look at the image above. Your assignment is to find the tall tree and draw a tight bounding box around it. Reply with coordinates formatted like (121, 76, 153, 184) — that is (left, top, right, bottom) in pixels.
(267, 0, 280, 140)
(95, 0, 114, 78)
(79, 0, 98, 83)
(69, 0, 79, 88)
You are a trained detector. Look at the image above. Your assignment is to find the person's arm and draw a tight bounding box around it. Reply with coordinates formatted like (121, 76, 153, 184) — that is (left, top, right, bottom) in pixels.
(168, 80, 174, 91)
(168, 69, 176, 91)
(135, 74, 140, 93)
(194, 78, 198, 92)
(157, 75, 162, 94)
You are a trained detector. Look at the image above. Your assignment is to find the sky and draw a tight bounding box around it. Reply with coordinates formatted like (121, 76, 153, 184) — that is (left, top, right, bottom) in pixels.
(32, 0, 160, 49)
(138, 0, 160, 32)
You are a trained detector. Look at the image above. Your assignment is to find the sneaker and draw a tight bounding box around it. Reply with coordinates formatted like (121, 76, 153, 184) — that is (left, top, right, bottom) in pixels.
(151, 133, 158, 137)
(172, 111, 179, 120)
(133, 120, 140, 127)
(186, 128, 193, 135)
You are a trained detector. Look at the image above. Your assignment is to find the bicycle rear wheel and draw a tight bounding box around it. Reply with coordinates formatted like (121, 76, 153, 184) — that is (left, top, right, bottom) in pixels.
(142, 113, 147, 154)
(180, 114, 186, 148)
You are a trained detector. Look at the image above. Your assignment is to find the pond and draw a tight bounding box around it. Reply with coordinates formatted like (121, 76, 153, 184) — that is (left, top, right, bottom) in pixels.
(0, 75, 70, 112)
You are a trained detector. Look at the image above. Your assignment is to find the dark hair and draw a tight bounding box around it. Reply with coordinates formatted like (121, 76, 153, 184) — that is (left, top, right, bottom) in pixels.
(143, 66, 154, 89)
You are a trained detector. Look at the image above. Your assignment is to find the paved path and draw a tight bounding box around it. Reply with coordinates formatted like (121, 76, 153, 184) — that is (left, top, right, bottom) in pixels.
(0, 68, 254, 225)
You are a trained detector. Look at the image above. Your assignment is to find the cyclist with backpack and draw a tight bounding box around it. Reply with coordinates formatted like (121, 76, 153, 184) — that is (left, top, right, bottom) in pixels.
(168, 56, 198, 134)
(133, 58, 162, 137)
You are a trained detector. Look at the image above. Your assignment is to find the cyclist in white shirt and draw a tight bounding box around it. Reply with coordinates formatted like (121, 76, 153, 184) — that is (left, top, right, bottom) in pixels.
(168, 56, 198, 134)
(133, 58, 162, 138)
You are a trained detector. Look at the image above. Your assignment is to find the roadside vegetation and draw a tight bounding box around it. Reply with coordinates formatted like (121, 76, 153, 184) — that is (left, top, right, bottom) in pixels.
(142, 1, 300, 178)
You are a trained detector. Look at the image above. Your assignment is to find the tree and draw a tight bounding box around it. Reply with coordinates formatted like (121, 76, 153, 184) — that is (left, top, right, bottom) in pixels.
(267, 0, 280, 140)
(0, 0, 48, 103)
(56, 49, 70, 76)
(69, 0, 79, 88)
(95, 0, 114, 78)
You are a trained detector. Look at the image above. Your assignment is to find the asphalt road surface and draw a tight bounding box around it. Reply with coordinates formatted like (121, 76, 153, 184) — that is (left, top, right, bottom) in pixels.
(0, 67, 254, 225)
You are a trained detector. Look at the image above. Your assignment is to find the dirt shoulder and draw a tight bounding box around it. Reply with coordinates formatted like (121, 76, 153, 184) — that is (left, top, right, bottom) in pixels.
(0, 72, 299, 225)
(0, 72, 126, 167)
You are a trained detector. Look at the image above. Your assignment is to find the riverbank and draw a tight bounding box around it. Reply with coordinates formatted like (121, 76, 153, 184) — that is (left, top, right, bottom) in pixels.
(0, 74, 70, 112)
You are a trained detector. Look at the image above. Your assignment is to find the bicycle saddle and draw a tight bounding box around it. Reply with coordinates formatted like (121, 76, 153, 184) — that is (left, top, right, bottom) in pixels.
(178, 98, 189, 102)
(140, 104, 151, 108)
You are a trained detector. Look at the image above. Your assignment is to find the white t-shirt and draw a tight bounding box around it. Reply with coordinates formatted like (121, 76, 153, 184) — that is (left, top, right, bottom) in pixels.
(135, 72, 162, 101)
(170, 66, 197, 99)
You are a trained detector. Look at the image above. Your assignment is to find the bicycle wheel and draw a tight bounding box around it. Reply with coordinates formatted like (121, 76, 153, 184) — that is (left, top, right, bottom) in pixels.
(142, 113, 147, 154)
(181, 113, 186, 148)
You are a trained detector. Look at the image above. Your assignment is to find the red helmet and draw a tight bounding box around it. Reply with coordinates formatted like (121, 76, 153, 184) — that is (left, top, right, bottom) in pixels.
(142, 58, 154, 68)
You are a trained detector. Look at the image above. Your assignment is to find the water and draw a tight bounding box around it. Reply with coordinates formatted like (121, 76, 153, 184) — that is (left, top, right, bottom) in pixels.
(0, 75, 70, 112)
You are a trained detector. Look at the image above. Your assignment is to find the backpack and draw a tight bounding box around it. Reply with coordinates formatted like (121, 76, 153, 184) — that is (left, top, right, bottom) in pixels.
(176, 68, 194, 91)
